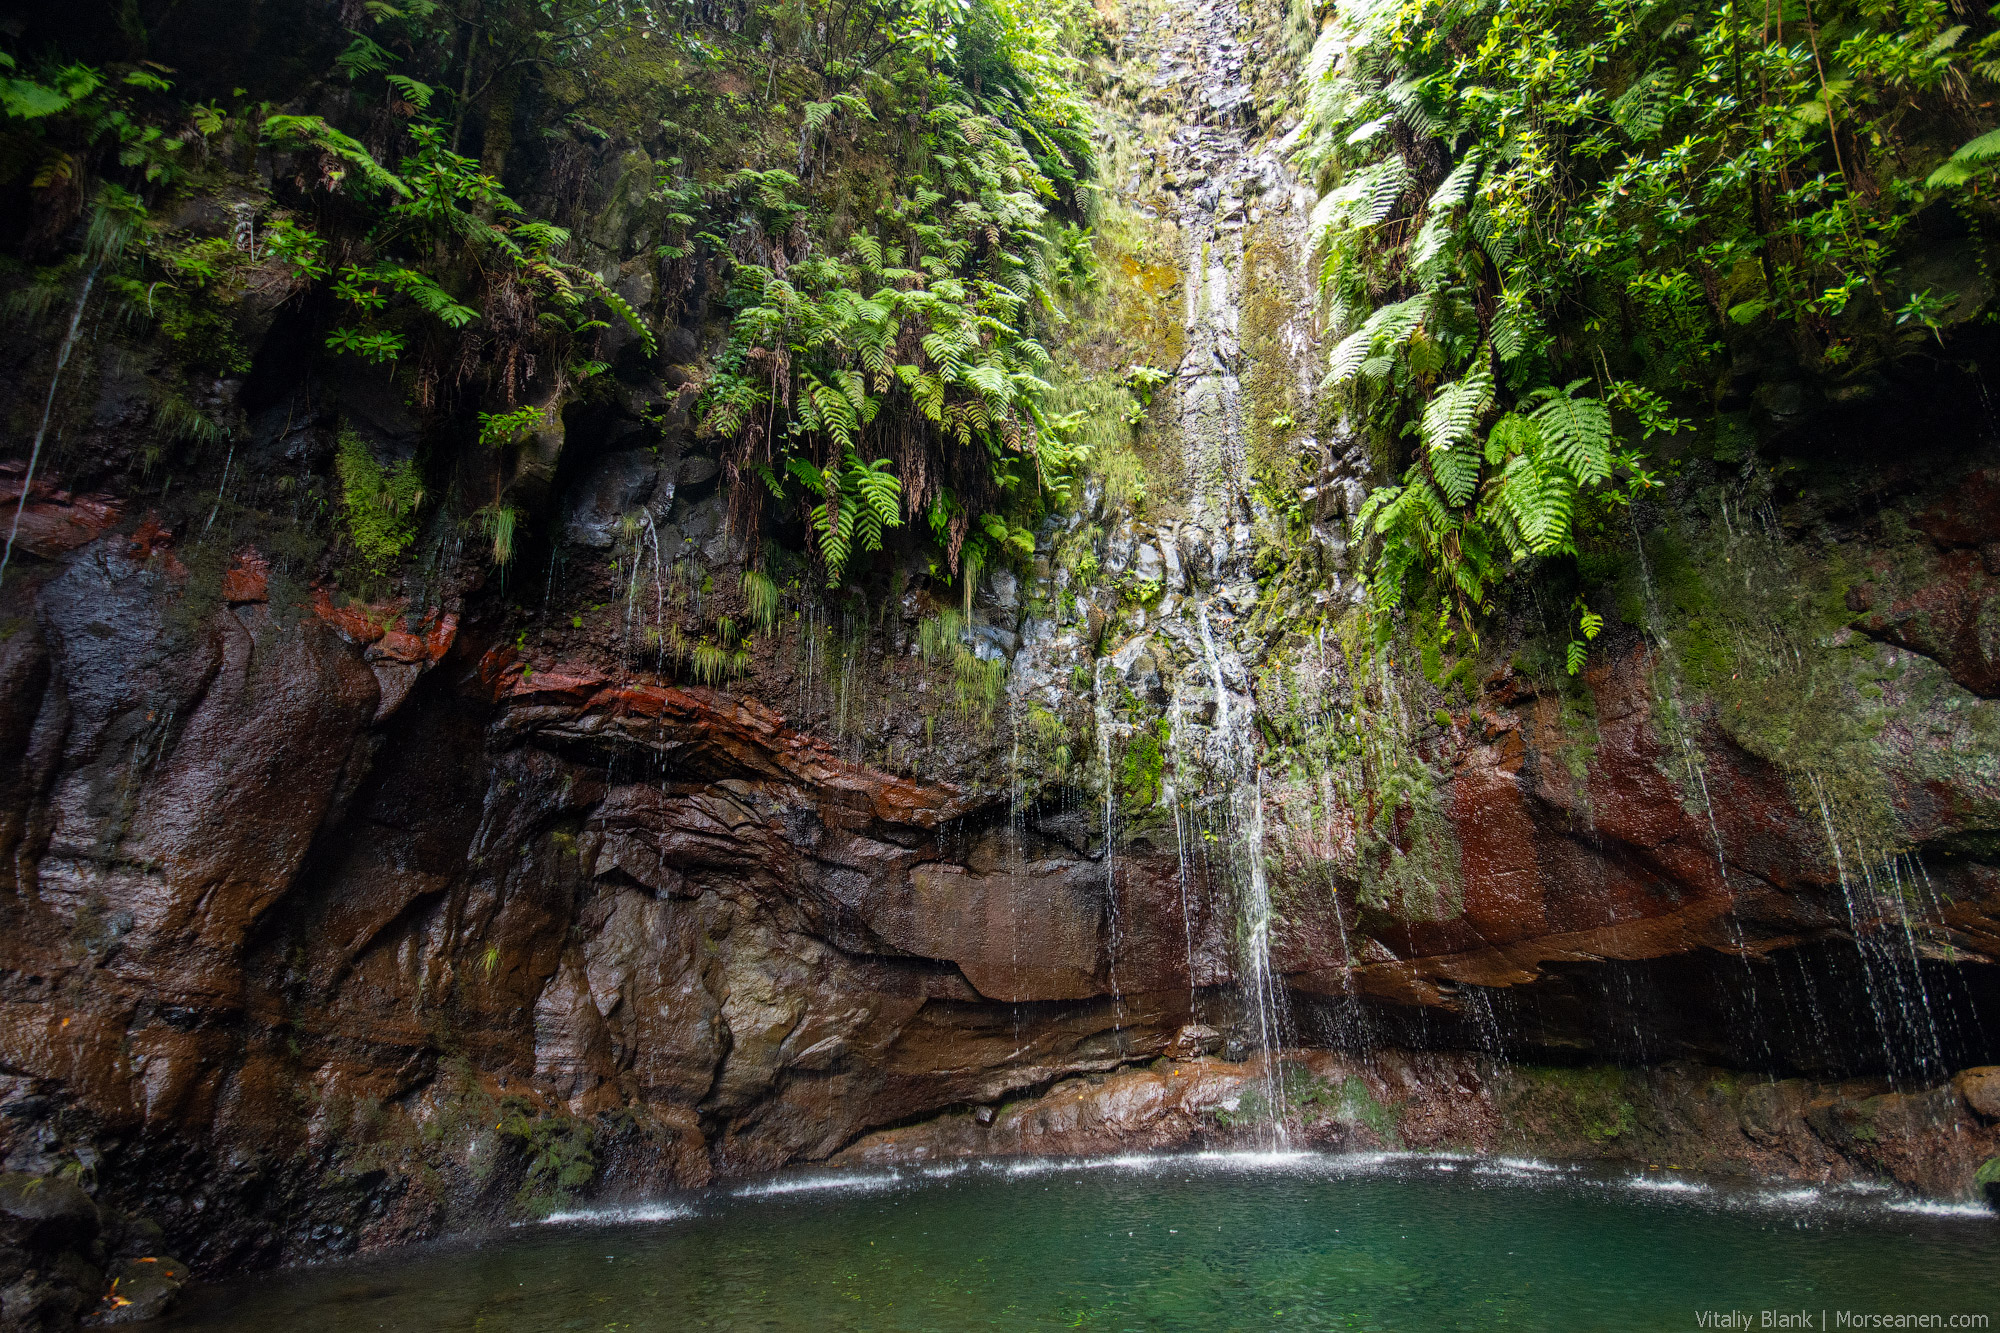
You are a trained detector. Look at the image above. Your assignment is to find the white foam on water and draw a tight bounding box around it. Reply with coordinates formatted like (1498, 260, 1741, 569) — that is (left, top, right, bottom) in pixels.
(1492, 1157, 1566, 1174)
(1472, 1164, 1564, 1182)
(1188, 1149, 1318, 1170)
(1001, 1158, 1068, 1177)
(1627, 1175, 1707, 1194)
(1002, 1153, 1170, 1178)
(537, 1203, 692, 1227)
(734, 1172, 903, 1198)
(1756, 1188, 1825, 1208)
(1086, 1153, 1177, 1171)
(1883, 1198, 1993, 1219)
(1002, 1149, 1330, 1180)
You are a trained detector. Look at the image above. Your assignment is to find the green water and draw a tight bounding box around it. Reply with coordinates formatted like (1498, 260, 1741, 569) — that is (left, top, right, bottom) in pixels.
(157, 1152, 1999, 1331)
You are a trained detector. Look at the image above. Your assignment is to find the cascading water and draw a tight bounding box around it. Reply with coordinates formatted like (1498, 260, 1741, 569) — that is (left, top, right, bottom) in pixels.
(1808, 772, 1955, 1085)
(1198, 600, 1291, 1138)
(1092, 656, 1127, 1045)
(1627, 510, 1779, 1067)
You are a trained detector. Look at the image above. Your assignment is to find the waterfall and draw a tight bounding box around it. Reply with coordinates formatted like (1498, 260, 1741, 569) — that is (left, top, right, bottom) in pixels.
(1093, 656, 1127, 1046)
(1237, 768, 1290, 1143)
(0, 266, 97, 590)
(1627, 512, 1776, 1067)
(1198, 600, 1292, 1138)
(1808, 775, 1952, 1084)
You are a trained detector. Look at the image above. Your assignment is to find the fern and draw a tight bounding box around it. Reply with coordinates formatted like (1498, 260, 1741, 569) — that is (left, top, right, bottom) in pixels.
(584, 272, 656, 355)
(1419, 354, 1494, 506)
(383, 266, 477, 327)
(261, 115, 410, 197)
(1491, 292, 1542, 364)
(1426, 152, 1483, 212)
(1610, 67, 1675, 143)
(1527, 381, 1612, 486)
(793, 451, 903, 586)
(1327, 295, 1426, 385)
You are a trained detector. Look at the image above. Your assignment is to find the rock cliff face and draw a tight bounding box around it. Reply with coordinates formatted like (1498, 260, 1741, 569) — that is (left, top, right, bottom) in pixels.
(4, 447, 1998, 1288)
(2, 0, 2000, 1322)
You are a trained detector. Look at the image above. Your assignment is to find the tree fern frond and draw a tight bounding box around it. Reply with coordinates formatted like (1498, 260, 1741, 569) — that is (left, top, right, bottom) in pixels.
(1492, 292, 1543, 363)
(1426, 152, 1484, 213)
(1328, 294, 1426, 384)
(1529, 381, 1613, 485)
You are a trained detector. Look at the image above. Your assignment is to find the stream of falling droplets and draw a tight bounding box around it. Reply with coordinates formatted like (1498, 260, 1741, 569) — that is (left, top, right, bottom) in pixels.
(1, 265, 96, 589)
(1093, 658, 1127, 1048)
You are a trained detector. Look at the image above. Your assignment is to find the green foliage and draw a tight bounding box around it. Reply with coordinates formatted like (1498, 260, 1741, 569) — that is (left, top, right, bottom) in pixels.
(918, 608, 1007, 718)
(1117, 717, 1169, 808)
(690, 638, 751, 684)
(475, 504, 522, 567)
(697, 2, 1097, 590)
(2, 0, 1107, 611)
(478, 405, 546, 450)
(336, 431, 424, 571)
(1299, 0, 1999, 646)
(740, 569, 783, 631)
(261, 114, 410, 198)
(786, 450, 904, 586)
(0, 53, 203, 191)
(1566, 597, 1605, 676)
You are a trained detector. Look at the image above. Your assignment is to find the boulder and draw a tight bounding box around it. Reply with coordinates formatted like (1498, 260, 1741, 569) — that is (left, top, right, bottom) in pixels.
(84, 1254, 188, 1326)
(0, 1174, 98, 1252)
(1166, 1025, 1222, 1059)
(562, 449, 661, 548)
(1955, 1067, 2000, 1121)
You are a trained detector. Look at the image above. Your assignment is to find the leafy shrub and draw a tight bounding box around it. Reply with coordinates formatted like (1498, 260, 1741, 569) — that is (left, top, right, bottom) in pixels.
(1297, 0, 2000, 651)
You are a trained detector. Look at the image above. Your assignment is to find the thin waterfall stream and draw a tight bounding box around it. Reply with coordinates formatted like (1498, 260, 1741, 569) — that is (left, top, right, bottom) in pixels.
(0, 265, 96, 589)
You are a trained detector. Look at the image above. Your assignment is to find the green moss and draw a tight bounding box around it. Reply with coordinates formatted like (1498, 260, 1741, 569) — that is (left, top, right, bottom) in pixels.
(1288, 1067, 1404, 1144)
(1510, 1065, 1639, 1143)
(1363, 793, 1463, 920)
(1636, 486, 1905, 871)
(496, 1095, 596, 1216)
(1122, 576, 1164, 605)
(336, 430, 424, 572)
(917, 610, 1007, 724)
(1237, 220, 1313, 475)
(1117, 717, 1170, 809)
(1552, 680, 1601, 785)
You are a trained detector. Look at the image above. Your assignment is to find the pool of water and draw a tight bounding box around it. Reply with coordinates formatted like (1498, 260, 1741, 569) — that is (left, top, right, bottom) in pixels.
(156, 1152, 1999, 1331)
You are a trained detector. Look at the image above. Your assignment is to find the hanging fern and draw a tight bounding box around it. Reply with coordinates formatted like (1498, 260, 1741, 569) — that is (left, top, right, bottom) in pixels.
(740, 569, 782, 632)
(788, 450, 903, 587)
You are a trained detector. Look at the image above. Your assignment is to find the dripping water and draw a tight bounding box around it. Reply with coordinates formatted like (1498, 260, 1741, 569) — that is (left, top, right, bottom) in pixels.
(1200, 598, 1291, 1140)
(1627, 510, 1776, 1066)
(1, 266, 98, 590)
(1092, 656, 1127, 1047)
